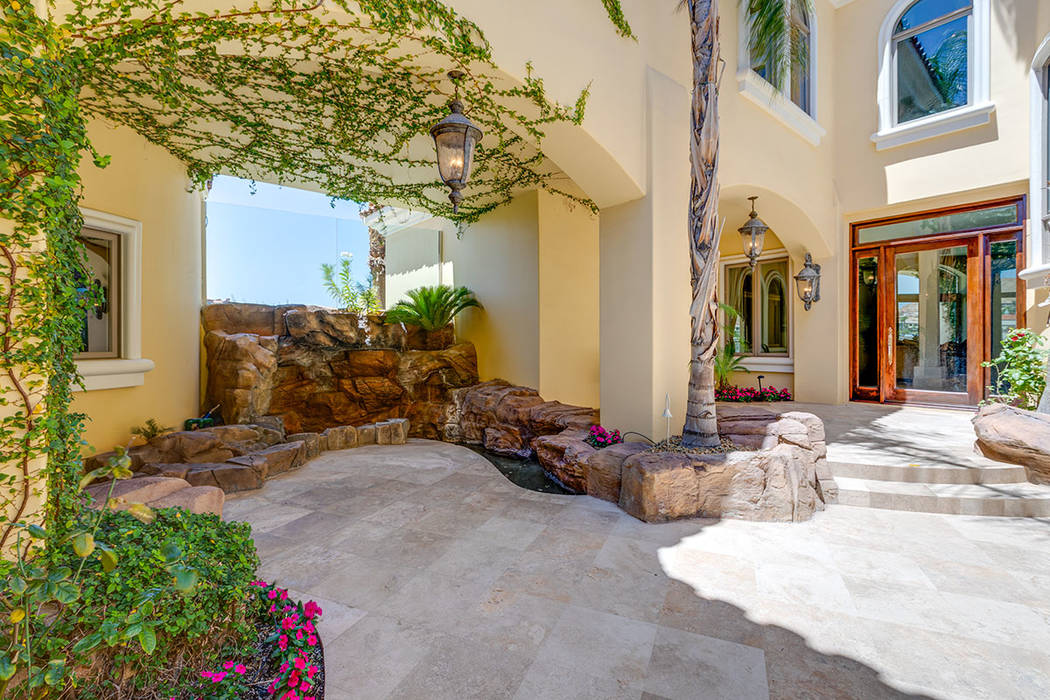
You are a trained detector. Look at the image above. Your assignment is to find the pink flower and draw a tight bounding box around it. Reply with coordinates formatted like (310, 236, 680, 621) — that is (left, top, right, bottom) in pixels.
(296, 629, 304, 641)
(211, 672, 227, 683)
(307, 665, 318, 679)
(304, 601, 322, 619)
(268, 590, 279, 600)
(269, 680, 278, 693)
(278, 634, 289, 650)
(235, 664, 247, 674)
(294, 656, 307, 671)
(223, 660, 234, 670)
(307, 634, 318, 646)
(282, 615, 298, 630)
(280, 663, 290, 674)
(270, 603, 277, 613)
(280, 590, 289, 601)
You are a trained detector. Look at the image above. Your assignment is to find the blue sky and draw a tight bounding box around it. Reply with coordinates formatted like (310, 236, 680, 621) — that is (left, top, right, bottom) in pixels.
(205, 176, 370, 306)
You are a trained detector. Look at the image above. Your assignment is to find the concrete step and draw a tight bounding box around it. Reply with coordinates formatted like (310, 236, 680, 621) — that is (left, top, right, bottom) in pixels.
(835, 477, 1050, 517)
(828, 460, 1028, 485)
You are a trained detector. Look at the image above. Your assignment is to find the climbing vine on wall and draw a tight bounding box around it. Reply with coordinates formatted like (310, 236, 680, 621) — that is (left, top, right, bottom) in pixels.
(0, 2, 100, 546)
(0, 0, 634, 539)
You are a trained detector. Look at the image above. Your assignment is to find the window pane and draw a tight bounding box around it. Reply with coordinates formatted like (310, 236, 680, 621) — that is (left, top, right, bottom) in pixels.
(77, 231, 119, 356)
(988, 241, 1018, 392)
(724, 265, 753, 355)
(856, 204, 1018, 244)
(896, 13, 968, 123)
(759, 260, 789, 354)
(856, 256, 879, 388)
(790, 14, 811, 114)
(895, 0, 971, 35)
(894, 245, 968, 393)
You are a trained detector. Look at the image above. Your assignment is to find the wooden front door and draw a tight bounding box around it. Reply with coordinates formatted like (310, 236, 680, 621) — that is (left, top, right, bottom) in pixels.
(850, 197, 1025, 406)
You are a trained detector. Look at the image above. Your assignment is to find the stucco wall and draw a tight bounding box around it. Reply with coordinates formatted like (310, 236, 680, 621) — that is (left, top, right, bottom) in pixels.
(72, 121, 203, 453)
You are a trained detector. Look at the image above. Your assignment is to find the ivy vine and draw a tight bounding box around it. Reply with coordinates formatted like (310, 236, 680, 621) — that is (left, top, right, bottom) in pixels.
(1, 0, 633, 541)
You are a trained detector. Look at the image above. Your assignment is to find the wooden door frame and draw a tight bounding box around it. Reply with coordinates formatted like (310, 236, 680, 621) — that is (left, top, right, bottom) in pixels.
(849, 196, 1026, 406)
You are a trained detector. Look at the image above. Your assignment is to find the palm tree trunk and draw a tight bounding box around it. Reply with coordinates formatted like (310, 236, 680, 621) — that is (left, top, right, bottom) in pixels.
(681, 0, 723, 448)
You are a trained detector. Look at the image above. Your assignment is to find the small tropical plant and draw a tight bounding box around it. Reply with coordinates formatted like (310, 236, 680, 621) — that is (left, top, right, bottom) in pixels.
(982, 328, 1048, 411)
(130, 418, 174, 441)
(714, 302, 750, 391)
(320, 255, 382, 314)
(385, 285, 481, 331)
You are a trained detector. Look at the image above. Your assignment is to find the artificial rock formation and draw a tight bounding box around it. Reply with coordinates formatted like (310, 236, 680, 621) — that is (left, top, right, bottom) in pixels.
(453, 380, 599, 459)
(528, 404, 830, 523)
(973, 403, 1050, 484)
(202, 302, 477, 436)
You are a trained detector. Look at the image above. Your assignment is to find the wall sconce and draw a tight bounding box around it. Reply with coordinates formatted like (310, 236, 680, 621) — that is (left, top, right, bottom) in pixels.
(794, 253, 821, 310)
(737, 196, 768, 268)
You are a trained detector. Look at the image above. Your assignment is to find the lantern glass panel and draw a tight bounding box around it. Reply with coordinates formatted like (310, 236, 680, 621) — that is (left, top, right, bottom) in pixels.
(435, 130, 467, 184)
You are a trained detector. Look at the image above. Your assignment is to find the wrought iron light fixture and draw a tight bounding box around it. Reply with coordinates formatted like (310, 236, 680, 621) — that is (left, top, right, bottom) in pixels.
(794, 253, 822, 310)
(738, 195, 768, 267)
(430, 71, 483, 215)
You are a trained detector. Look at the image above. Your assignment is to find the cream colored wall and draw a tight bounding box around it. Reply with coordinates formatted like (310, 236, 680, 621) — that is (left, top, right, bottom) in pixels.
(73, 121, 203, 453)
(537, 189, 601, 409)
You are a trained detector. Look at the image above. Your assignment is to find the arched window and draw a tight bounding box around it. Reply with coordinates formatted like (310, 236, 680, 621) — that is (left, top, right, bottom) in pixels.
(892, 0, 971, 124)
(746, 0, 813, 116)
(873, 0, 991, 149)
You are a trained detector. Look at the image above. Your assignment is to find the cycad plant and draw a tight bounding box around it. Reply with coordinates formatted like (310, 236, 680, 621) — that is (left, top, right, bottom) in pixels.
(385, 285, 481, 331)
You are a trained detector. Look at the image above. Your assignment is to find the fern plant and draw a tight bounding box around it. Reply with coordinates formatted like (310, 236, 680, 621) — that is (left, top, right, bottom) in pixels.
(714, 302, 749, 391)
(385, 285, 481, 331)
(320, 256, 382, 314)
(130, 418, 174, 441)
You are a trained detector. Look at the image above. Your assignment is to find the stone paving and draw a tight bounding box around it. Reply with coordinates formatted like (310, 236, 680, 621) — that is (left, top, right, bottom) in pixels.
(224, 439, 1050, 700)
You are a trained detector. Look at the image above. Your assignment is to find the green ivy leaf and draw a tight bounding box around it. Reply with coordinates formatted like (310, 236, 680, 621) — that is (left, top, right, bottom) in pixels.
(170, 566, 199, 593)
(138, 625, 157, 654)
(0, 655, 14, 681)
(160, 541, 181, 563)
(71, 632, 102, 655)
(127, 503, 155, 524)
(43, 659, 66, 687)
(71, 531, 95, 558)
(97, 545, 118, 573)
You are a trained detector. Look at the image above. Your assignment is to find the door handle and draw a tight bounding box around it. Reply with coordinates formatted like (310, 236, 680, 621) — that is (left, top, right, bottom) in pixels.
(887, 326, 894, 364)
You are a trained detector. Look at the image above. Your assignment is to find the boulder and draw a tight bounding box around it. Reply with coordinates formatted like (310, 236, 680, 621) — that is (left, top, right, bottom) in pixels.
(137, 463, 191, 479)
(375, 421, 393, 445)
(385, 418, 410, 444)
(202, 331, 277, 424)
(206, 424, 283, 455)
(286, 432, 322, 460)
(284, 309, 366, 348)
(148, 486, 224, 516)
(357, 424, 376, 445)
(86, 476, 190, 509)
(619, 453, 700, 522)
(973, 403, 1050, 484)
(322, 426, 357, 451)
(584, 442, 651, 503)
(202, 302, 280, 336)
(227, 441, 305, 479)
(186, 464, 262, 493)
(532, 430, 596, 493)
(145, 430, 236, 464)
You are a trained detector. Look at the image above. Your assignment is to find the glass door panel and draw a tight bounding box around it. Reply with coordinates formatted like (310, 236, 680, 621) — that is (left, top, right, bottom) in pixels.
(855, 256, 880, 391)
(892, 245, 969, 396)
(988, 240, 1019, 392)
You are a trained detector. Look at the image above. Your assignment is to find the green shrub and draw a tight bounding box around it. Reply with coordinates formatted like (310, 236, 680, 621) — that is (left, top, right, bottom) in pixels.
(982, 328, 1049, 411)
(320, 255, 382, 313)
(385, 285, 480, 331)
(1, 504, 259, 698)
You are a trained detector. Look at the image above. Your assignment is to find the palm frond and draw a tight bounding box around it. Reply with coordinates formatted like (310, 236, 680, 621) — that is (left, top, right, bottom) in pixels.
(745, 0, 812, 93)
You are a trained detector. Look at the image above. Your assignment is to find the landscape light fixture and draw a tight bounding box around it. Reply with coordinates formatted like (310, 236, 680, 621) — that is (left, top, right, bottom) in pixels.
(738, 195, 768, 267)
(794, 253, 822, 310)
(430, 71, 483, 215)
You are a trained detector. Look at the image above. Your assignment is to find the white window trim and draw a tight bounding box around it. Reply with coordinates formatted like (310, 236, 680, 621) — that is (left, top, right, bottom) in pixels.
(872, 0, 993, 150)
(719, 252, 794, 374)
(736, 0, 825, 147)
(1021, 33, 1050, 285)
(75, 209, 154, 391)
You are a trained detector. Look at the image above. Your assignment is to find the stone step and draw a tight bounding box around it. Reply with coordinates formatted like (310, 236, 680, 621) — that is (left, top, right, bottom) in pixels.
(834, 476, 1050, 517)
(828, 460, 1028, 485)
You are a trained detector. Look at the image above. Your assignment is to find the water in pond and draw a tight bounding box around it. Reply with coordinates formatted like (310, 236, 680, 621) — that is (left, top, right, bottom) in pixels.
(467, 446, 575, 495)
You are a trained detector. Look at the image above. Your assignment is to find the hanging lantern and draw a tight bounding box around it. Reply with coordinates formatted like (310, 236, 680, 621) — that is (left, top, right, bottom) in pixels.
(794, 253, 822, 310)
(430, 71, 483, 215)
(738, 195, 768, 267)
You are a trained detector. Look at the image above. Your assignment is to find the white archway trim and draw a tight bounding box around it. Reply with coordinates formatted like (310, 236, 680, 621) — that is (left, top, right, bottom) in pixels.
(871, 0, 993, 150)
(736, 0, 825, 147)
(1020, 32, 1050, 285)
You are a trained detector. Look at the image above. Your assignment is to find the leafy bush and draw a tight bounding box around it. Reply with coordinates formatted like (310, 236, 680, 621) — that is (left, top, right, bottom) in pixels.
(385, 285, 480, 331)
(131, 417, 175, 441)
(320, 255, 382, 314)
(715, 302, 749, 390)
(982, 328, 1048, 410)
(716, 386, 792, 402)
(585, 424, 623, 449)
(0, 478, 259, 699)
